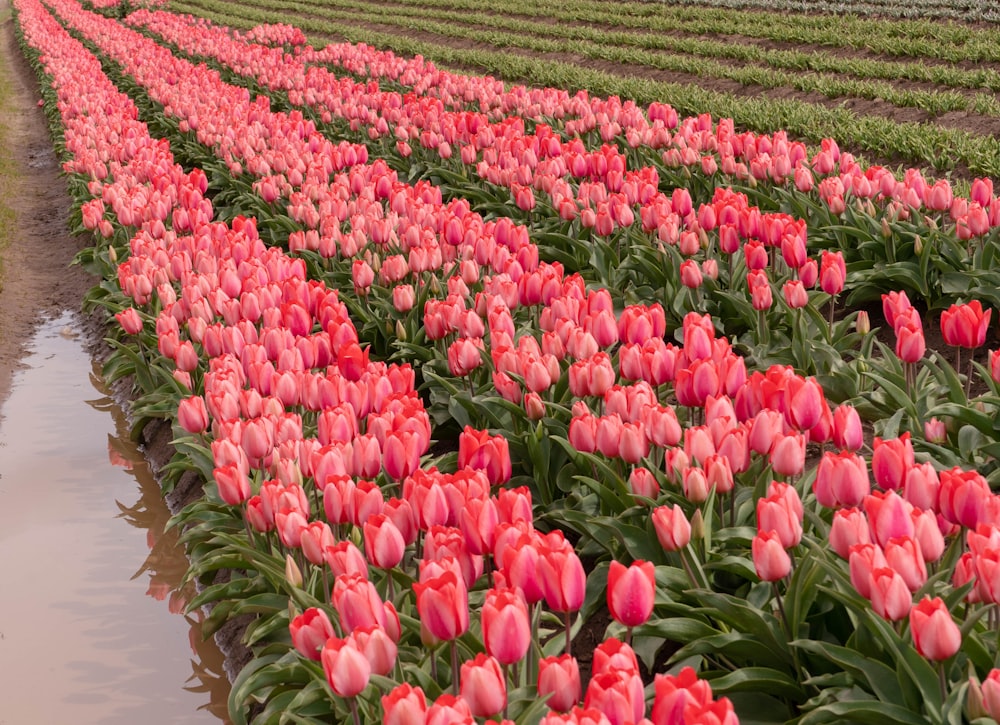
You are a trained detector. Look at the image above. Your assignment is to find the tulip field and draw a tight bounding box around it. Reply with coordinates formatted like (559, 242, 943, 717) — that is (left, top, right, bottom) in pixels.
(18, 0, 1000, 722)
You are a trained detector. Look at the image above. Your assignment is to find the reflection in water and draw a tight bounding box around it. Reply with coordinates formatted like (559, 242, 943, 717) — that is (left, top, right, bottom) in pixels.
(0, 313, 231, 723)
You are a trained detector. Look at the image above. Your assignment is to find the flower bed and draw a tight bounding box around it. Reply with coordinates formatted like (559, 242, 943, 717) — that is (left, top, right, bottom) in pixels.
(15, 0, 1000, 723)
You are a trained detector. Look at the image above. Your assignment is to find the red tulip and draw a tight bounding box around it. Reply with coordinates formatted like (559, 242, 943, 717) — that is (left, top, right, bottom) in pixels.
(939, 467, 992, 529)
(458, 426, 512, 485)
(460, 653, 507, 718)
(538, 655, 581, 712)
(289, 607, 335, 661)
(412, 569, 469, 641)
(894, 315, 925, 363)
(752, 530, 791, 581)
(591, 638, 639, 677)
(321, 636, 370, 698)
(382, 683, 427, 725)
(607, 560, 655, 628)
(909, 596, 961, 660)
(941, 301, 991, 349)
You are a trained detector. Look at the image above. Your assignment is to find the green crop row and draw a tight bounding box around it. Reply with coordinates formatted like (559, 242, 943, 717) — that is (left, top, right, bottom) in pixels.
(322, 0, 1000, 64)
(637, 0, 1000, 23)
(297, 0, 1000, 97)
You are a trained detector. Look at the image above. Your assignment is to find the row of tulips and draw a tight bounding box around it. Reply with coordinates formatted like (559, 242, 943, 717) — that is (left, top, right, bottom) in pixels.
(19, 0, 742, 723)
(118, 6, 1000, 366)
(126, 6, 1000, 249)
(117, 5, 1000, 473)
(27, 0, 1000, 722)
(86, 2, 980, 464)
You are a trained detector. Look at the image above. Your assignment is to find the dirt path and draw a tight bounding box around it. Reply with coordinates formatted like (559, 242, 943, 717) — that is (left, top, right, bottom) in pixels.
(0, 0, 96, 416)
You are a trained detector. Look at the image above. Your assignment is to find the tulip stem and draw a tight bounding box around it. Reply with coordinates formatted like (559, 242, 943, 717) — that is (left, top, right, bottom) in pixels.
(938, 661, 947, 704)
(430, 648, 438, 681)
(772, 582, 791, 638)
(565, 609, 573, 657)
(757, 308, 770, 347)
(451, 640, 460, 696)
(967, 354, 975, 400)
(350, 697, 362, 725)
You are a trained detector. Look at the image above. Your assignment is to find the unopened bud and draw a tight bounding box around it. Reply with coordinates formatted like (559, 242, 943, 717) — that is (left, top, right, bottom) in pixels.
(968, 675, 988, 720)
(856, 310, 870, 335)
(690, 509, 705, 540)
(395, 320, 407, 342)
(881, 218, 892, 238)
(285, 554, 303, 588)
(429, 274, 441, 295)
(914, 235, 923, 255)
(524, 391, 545, 421)
(924, 215, 938, 231)
(108, 245, 118, 263)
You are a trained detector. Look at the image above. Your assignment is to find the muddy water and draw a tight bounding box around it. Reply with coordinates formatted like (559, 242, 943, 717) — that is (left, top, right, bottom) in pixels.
(0, 312, 231, 723)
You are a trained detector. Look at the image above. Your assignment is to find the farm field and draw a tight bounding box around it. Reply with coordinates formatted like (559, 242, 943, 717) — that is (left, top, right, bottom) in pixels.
(7, 0, 1000, 723)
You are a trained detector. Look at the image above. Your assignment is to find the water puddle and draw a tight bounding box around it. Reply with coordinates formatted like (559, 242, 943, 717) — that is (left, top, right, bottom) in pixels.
(0, 312, 231, 723)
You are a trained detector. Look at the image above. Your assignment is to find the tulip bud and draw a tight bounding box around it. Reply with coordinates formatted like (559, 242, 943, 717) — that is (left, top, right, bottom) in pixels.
(285, 554, 303, 588)
(856, 311, 870, 335)
(395, 320, 407, 342)
(881, 218, 891, 238)
(690, 509, 705, 540)
(914, 236, 923, 256)
(968, 675, 989, 720)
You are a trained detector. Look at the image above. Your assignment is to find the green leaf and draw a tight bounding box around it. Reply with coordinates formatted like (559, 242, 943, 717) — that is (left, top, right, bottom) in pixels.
(792, 639, 902, 705)
(708, 666, 805, 700)
(798, 700, 930, 725)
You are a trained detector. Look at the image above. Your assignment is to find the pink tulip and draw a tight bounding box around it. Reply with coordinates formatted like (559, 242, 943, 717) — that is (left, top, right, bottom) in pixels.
(289, 607, 335, 661)
(538, 655, 581, 712)
(752, 530, 791, 581)
(607, 560, 655, 628)
(482, 587, 530, 665)
(321, 636, 370, 698)
(909, 597, 961, 661)
(460, 654, 507, 718)
(382, 683, 427, 725)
